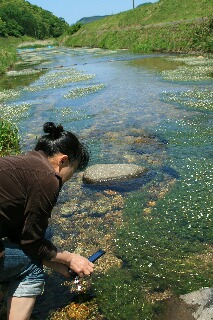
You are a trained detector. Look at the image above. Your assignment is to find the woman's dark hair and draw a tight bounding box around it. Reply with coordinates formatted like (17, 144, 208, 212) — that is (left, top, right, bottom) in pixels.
(35, 122, 89, 171)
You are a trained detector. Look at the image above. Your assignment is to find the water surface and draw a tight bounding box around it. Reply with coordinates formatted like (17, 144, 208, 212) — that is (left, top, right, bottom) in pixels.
(0, 47, 212, 319)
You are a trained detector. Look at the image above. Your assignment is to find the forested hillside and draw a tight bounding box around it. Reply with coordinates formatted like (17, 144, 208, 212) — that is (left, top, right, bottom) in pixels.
(77, 15, 110, 25)
(65, 0, 213, 53)
(0, 0, 68, 39)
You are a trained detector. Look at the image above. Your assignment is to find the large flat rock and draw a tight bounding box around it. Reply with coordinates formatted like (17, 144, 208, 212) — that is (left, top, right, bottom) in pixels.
(158, 288, 213, 320)
(180, 288, 213, 320)
(82, 163, 148, 184)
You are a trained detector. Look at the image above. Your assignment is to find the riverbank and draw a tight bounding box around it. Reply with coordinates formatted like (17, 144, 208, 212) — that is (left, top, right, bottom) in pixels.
(0, 37, 19, 74)
(63, 0, 213, 54)
(0, 37, 57, 75)
(64, 17, 213, 54)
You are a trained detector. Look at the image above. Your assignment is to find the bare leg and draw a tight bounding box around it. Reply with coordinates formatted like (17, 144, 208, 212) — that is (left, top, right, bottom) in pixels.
(7, 296, 36, 320)
(43, 260, 70, 277)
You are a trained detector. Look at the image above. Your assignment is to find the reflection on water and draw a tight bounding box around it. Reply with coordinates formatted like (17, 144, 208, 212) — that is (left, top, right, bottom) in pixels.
(0, 47, 212, 320)
(129, 56, 185, 71)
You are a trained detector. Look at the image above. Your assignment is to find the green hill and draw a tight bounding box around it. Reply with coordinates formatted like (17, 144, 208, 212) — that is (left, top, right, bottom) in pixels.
(77, 15, 110, 25)
(0, 0, 68, 39)
(64, 0, 213, 53)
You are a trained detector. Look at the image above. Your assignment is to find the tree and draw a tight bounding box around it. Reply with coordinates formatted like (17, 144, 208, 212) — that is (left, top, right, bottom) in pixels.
(0, 0, 69, 39)
(0, 18, 7, 36)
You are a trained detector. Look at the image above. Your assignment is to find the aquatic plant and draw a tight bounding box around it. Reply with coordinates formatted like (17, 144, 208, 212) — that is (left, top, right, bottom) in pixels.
(59, 106, 93, 122)
(6, 69, 41, 76)
(64, 84, 105, 99)
(16, 52, 45, 67)
(93, 113, 213, 319)
(25, 69, 95, 92)
(162, 89, 213, 111)
(93, 268, 155, 320)
(166, 56, 213, 66)
(0, 89, 21, 101)
(162, 56, 213, 82)
(0, 102, 30, 122)
(162, 65, 213, 82)
(0, 119, 20, 156)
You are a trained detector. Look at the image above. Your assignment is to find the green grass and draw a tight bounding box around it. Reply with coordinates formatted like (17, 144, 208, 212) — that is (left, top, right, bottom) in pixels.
(64, 0, 213, 53)
(0, 119, 20, 156)
(0, 38, 22, 154)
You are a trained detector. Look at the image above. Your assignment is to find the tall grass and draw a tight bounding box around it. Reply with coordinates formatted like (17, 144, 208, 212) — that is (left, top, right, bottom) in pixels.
(0, 37, 19, 74)
(0, 119, 20, 156)
(0, 38, 21, 155)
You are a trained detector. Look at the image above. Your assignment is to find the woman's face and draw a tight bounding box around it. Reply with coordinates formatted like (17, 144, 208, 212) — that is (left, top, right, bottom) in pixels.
(60, 162, 77, 183)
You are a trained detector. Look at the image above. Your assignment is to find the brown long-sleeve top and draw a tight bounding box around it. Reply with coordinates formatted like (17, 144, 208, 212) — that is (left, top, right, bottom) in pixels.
(0, 150, 62, 260)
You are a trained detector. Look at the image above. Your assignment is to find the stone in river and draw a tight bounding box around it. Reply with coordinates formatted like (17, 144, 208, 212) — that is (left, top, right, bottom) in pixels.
(82, 163, 148, 184)
(158, 288, 213, 320)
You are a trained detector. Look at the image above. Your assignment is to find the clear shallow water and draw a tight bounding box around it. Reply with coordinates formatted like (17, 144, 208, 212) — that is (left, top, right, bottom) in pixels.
(0, 47, 212, 319)
(8, 48, 202, 159)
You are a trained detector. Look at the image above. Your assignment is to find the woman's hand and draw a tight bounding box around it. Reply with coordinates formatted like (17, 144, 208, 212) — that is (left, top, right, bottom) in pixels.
(51, 251, 94, 277)
(68, 253, 94, 277)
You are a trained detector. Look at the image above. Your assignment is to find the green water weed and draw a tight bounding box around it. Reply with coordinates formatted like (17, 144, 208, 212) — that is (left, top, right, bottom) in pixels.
(162, 65, 213, 82)
(94, 114, 213, 318)
(162, 89, 213, 111)
(0, 89, 21, 101)
(93, 268, 155, 320)
(162, 56, 213, 82)
(6, 69, 41, 77)
(59, 106, 93, 122)
(64, 84, 105, 99)
(25, 69, 95, 92)
(0, 102, 30, 122)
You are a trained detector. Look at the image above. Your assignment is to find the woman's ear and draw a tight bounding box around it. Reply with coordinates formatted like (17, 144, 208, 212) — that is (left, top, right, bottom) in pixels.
(59, 155, 69, 167)
(48, 154, 69, 175)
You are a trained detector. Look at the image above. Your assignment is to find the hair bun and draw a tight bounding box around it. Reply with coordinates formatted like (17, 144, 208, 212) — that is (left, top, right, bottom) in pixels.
(43, 122, 64, 137)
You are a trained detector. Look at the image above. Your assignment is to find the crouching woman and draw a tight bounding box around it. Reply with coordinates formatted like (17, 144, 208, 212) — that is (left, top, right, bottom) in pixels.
(0, 122, 94, 320)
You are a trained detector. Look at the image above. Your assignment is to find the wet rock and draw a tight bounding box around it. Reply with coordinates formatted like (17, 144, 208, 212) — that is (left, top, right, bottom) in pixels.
(180, 288, 213, 320)
(82, 164, 148, 184)
(161, 165, 180, 179)
(158, 288, 213, 320)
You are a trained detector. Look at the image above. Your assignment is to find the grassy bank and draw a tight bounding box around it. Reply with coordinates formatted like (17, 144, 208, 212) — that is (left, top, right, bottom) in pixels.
(0, 37, 20, 74)
(64, 0, 213, 53)
(0, 36, 59, 75)
(0, 37, 27, 155)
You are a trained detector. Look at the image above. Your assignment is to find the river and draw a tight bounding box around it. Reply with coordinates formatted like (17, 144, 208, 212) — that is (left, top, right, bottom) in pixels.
(0, 47, 212, 320)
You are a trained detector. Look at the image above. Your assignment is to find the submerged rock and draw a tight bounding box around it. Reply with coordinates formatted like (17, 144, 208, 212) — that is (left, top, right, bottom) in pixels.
(158, 288, 213, 320)
(180, 288, 213, 320)
(82, 163, 148, 184)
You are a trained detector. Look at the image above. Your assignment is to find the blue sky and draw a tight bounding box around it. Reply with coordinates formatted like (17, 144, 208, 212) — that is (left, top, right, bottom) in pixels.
(27, 0, 158, 25)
